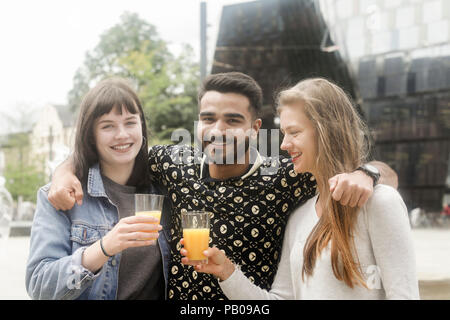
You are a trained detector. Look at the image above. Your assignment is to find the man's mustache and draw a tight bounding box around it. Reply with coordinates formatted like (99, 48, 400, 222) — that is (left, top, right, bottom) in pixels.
(198, 131, 250, 164)
(202, 134, 236, 144)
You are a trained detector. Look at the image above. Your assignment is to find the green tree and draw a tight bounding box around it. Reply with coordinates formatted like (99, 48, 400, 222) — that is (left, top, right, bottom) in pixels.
(68, 12, 199, 143)
(2, 133, 45, 202)
(1, 104, 45, 202)
(4, 162, 45, 202)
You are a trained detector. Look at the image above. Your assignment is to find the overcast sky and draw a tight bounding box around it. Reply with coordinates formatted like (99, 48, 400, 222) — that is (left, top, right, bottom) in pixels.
(0, 0, 249, 131)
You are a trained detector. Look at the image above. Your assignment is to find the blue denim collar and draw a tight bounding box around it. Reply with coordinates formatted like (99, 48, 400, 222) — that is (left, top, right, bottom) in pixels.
(87, 163, 108, 198)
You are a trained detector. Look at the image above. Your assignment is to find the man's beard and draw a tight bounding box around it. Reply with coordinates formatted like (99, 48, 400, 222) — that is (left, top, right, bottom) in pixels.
(201, 135, 250, 165)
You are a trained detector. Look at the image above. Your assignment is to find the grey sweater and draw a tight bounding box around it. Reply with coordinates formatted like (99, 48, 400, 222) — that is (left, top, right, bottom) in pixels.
(220, 185, 420, 300)
(102, 175, 164, 300)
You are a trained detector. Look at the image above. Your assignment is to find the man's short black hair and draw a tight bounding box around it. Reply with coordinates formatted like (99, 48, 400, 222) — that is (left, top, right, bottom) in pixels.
(198, 72, 263, 118)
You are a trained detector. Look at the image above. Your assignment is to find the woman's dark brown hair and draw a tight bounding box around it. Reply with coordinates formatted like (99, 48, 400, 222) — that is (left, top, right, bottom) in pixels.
(72, 77, 149, 190)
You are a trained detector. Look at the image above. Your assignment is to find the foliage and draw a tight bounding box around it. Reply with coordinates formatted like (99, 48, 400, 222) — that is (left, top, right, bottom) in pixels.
(68, 12, 199, 142)
(4, 162, 45, 202)
(2, 133, 45, 202)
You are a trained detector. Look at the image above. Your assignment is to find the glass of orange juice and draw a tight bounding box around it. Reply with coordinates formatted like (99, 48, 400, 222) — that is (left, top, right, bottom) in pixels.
(181, 211, 210, 264)
(135, 194, 164, 241)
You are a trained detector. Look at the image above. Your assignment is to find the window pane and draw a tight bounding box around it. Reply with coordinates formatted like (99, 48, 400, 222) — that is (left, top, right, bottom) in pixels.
(398, 27, 420, 49)
(423, 0, 442, 23)
(396, 6, 415, 28)
(427, 20, 449, 44)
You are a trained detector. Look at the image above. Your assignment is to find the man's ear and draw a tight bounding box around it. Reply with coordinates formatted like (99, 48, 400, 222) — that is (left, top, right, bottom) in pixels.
(251, 118, 262, 139)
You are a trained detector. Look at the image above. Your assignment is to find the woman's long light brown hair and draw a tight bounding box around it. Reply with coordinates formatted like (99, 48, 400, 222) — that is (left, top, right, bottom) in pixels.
(277, 78, 370, 288)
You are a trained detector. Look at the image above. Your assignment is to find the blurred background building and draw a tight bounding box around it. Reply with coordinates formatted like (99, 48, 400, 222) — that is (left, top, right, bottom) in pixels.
(321, 0, 450, 213)
(29, 104, 74, 179)
(0, 104, 74, 213)
(210, 0, 450, 213)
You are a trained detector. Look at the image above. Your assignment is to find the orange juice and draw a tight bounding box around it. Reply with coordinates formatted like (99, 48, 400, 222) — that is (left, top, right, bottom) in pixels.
(136, 210, 161, 222)
(136, 210, 161, 238)
(183, 228, 210, 262)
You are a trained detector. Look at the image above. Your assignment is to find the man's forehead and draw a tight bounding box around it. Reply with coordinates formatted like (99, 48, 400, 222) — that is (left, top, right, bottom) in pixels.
(199, 91, 252, 117)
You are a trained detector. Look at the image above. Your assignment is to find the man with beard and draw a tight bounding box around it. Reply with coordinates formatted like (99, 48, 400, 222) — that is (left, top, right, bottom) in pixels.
(48, 72, 387, 300)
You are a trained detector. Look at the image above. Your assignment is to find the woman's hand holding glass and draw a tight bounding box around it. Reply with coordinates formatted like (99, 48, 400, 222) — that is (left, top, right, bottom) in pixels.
(102, 215, 162, 256)
(180, 239, 235, 281)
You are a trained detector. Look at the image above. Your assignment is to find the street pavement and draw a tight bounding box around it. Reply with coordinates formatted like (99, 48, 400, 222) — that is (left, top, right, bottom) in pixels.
(1, 228, 449, 300)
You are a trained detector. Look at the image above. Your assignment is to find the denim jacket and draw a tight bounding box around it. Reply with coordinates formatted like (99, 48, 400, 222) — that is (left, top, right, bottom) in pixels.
(25, 164, 171, 300)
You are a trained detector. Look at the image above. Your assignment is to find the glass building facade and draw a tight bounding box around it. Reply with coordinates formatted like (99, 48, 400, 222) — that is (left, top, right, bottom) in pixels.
(212, 0, 359, 116)
(321, 0, 450, 211)
(212, 0, 450, 212)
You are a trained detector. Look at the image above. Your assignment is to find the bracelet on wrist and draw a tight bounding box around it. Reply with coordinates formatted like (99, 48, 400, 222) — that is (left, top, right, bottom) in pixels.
(100, 237, 114, 258)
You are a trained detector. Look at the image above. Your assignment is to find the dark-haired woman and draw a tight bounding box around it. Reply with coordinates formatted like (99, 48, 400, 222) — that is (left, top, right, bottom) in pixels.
(26, 78, 170, 300)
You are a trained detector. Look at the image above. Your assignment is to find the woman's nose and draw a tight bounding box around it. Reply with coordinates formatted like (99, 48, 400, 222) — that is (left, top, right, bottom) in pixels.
(280, 135, 291, 151)
(115, 124, 130, 139)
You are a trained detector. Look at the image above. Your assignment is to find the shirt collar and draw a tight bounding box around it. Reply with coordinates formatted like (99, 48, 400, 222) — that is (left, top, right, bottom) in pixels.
(87, 163, 108, 197)
(199, 147, 263, 181)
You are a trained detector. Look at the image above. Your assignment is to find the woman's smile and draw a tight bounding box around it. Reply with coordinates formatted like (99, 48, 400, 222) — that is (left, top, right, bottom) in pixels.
(94, 108, 143, 174)
(111, 143, 134, 152)
(289, 152, 302, 162)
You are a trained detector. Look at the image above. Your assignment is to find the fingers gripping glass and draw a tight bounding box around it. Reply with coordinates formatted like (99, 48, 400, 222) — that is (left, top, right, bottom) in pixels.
(135, 194, 164, 241)
(181, 211, 210, 264)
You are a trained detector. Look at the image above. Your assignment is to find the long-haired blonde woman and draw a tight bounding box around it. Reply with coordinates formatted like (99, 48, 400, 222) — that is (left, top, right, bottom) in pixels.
(183, 78, 419, 299)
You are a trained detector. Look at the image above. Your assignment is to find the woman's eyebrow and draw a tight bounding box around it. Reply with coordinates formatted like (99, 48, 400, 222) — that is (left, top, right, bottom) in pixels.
(124, 115, 139, 121)
(281, 125, 297, 132)
(97, 119, 114, 124)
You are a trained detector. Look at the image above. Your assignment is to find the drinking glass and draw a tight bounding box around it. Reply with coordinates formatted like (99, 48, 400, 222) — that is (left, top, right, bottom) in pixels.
(181, 211, 210, 264)
(135, 194, 164, 240)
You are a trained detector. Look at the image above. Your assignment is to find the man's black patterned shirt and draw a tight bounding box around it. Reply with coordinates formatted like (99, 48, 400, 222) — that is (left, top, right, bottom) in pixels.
(148, 145, 316, 300)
